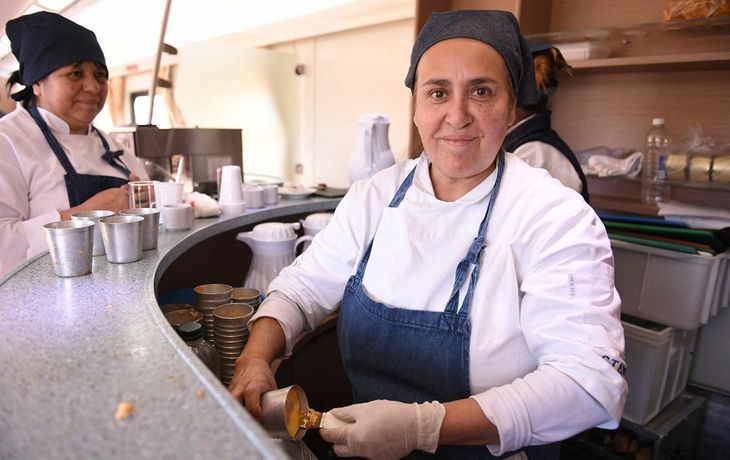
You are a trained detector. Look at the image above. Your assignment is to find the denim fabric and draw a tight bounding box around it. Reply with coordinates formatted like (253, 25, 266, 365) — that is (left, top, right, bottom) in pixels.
(28, 105, 129, 207)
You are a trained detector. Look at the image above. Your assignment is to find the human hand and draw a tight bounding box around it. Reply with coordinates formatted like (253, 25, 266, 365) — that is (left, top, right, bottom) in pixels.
(60, 182, 132, 220)
(320, 400, 445, 460)
(228, 357, 278, 420)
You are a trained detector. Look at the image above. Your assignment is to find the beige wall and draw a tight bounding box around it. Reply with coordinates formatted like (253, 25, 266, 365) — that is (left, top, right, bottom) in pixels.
(271, 18, 415, 188)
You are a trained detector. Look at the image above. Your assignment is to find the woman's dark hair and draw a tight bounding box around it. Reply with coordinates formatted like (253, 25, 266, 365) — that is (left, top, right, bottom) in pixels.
(6, 70, 34, 107)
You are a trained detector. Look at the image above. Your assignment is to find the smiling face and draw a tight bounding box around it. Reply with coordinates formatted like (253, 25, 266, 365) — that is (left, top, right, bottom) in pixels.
(32, 61, 108, 134)
(413, 38, 516, 200)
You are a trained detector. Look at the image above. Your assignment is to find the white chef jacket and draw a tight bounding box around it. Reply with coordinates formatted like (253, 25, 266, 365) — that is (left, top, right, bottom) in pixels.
(254, 152, 627, 454)
(0, 105, 147, 278)
(508, 115, 583, 194)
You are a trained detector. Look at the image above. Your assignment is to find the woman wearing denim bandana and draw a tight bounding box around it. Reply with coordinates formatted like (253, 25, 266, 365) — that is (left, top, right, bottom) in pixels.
(231, 10, 626, 459)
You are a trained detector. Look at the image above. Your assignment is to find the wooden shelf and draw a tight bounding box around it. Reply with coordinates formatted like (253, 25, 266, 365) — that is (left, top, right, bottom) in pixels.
(571, 51, 730, 73)
(587, 175, 730, 215)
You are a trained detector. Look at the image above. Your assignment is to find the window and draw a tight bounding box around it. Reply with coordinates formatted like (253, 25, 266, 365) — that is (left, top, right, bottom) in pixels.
(131, 92, 171, 127)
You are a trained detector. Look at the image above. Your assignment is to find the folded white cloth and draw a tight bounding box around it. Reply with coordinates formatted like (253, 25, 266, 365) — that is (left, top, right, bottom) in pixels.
(584, 152, 643, 178)
(186, 192, 220, 218)
(659, 201, 730, 229)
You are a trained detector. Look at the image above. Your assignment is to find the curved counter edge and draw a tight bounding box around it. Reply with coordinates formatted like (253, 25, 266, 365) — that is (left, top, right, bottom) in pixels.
(0, 198, 339, 459)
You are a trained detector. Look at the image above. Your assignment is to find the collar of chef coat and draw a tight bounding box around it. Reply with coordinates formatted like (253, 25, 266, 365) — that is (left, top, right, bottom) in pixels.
(506, 113, 537, 136)
(32, 106, 92, 135)
(412, 152, 500, 205)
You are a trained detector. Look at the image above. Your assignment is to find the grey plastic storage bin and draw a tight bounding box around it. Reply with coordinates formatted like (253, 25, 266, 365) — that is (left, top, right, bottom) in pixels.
(612, 239, 728, 330)
(622, 316, 697, 425)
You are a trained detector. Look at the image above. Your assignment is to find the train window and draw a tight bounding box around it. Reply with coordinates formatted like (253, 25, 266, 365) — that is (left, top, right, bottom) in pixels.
(131, 92, 171, 128)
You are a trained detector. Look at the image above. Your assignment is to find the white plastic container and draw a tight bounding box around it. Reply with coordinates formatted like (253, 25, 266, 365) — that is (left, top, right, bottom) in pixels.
(555, 41, 610, 60)
(612, 239, 724, 329)
(622, 316, 696, 425)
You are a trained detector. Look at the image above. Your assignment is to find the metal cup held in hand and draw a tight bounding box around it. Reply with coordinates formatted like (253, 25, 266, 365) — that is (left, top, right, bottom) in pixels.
(43, 220, 95, 277)
(260, 385, 310, 440)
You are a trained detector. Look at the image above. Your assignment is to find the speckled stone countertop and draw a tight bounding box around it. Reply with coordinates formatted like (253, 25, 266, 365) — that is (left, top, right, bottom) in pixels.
(0, 198, 338, 459)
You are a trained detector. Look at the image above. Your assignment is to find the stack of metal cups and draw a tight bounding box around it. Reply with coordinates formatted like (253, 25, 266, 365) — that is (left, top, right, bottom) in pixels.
(231, 287, 262, 310)
(213, 303, 254, 385)
(194, 284, 233, 345)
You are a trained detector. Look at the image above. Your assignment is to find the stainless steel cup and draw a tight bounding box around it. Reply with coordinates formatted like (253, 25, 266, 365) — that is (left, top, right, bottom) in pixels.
(43, 220, 95, 277)
(99, 215, 144, 263)
(260, 385, 309, 440)
(120, 208, 160, 250)
(71, 210, 115, 256)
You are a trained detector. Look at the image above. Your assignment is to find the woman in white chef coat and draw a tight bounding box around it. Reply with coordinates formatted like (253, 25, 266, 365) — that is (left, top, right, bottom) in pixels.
(0, 11, 146, 277)
(230, 10, 626, 459)
(503, 40, 589, 202)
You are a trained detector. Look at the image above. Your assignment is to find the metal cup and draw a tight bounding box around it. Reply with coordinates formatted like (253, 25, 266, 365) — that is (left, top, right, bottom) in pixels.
(43, 220, 95, 277)
(260, 385, 309, 440)
(99, 215, 144, 263)
(71, 210, 115, 256)
(120, 208, 160, 250)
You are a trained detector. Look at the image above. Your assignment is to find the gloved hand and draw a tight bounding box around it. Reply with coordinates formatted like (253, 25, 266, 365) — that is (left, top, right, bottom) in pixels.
(320, 400, 445, 460)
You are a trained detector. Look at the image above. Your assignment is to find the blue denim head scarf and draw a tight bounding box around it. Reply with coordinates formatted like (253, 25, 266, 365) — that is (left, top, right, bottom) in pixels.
(404, 10, 537, 106)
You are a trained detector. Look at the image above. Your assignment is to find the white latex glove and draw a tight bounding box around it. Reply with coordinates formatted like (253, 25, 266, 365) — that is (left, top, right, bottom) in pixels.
(320, 400, 445, 460)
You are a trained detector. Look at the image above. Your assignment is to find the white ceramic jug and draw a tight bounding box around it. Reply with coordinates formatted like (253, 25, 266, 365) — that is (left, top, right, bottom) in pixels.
(347, 113, 395, 184)
(236, 222, 313, 294)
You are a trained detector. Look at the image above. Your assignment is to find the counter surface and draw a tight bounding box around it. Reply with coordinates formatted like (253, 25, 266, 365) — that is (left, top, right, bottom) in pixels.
(0, 198, 338, 459)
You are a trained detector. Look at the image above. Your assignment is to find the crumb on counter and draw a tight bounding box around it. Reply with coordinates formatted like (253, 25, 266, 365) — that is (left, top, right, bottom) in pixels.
(196, 390, 205, 398)
(115, 401, 134, 420)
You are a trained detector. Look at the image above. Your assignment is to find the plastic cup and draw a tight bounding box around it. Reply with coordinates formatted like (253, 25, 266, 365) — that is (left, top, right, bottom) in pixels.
(129, 180, 157, 209)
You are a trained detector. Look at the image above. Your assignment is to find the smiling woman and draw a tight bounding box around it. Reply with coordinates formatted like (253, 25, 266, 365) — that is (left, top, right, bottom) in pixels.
(0, 11, 147, 277)
(32, 61, 109, 133)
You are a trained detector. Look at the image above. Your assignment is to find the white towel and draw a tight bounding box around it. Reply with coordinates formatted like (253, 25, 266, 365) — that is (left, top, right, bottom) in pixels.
(583, 152, 643, 178)
(186, 192, 220, 218)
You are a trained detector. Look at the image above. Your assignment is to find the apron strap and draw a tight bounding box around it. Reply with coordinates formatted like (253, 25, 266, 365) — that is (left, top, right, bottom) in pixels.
(94, 127, 131, 177)
(445, 151, 505, 315)
(28, 105, 79, 177)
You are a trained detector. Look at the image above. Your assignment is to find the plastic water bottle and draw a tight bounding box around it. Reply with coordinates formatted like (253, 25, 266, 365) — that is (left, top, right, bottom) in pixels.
(642, 118, 670, 204)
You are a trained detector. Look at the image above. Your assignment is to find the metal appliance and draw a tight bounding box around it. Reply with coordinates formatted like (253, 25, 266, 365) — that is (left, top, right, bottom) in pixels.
(109, 126, 242, 196)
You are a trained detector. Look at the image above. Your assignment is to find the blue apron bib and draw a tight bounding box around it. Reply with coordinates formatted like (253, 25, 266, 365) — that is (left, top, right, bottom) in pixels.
(337, 153, 559, 459)
(28, 105, 130, 207)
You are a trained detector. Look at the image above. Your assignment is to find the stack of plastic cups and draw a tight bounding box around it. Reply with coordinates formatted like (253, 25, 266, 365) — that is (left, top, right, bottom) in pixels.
(194, 284, 233, 345)
(213, 303, 254, 386)
(231, 287, 262, 310)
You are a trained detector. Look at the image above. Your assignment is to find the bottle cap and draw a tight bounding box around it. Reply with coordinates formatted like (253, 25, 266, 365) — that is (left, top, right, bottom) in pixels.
(177, 322, 204, 341)
(652, 118, 665, 126)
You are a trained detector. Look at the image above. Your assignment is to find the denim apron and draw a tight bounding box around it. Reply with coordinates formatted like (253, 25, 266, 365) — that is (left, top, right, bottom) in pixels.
(338, 153, 559, 459)
(28, 105, 130, 207)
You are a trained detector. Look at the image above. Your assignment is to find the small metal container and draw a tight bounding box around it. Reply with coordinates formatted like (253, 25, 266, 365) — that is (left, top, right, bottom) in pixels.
(71, 210, 115, 256)
(120, 208, 160, 250)
(99, 215, 144, 263)
(43, 220, 95, 277)
(260, 385, 309, 440)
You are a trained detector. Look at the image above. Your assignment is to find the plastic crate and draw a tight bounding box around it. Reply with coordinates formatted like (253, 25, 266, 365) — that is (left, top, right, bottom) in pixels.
(612, 239, 726, 329)
(622, 316, 697, 425)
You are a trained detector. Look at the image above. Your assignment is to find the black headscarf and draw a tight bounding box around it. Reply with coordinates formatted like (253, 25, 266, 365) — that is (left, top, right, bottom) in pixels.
(6, 11, 107, 102)
(404, 10, 537, 106)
